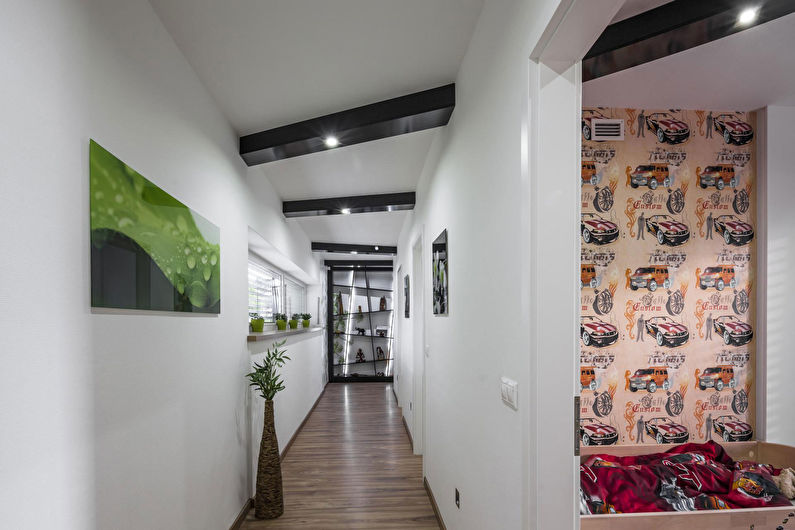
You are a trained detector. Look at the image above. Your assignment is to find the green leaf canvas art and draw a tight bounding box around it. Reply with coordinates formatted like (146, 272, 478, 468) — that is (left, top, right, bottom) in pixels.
(90, 140, 220, 313)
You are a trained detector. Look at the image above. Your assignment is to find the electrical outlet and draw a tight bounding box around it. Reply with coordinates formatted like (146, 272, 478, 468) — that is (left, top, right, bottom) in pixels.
(455, 488, 460, 508)
(500, 377, 518, 410)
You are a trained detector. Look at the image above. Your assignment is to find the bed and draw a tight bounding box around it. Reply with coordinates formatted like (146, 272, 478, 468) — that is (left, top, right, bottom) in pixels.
(580, 441, 795, 530)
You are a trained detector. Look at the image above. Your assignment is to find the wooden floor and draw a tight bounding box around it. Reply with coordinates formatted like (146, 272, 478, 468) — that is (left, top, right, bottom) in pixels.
(242, 382, 440, 529)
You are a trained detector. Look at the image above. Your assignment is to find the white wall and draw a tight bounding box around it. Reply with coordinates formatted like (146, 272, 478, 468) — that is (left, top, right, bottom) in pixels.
(762, 105, 795, 446)
(393, 1, 568, 528)
(0, 0, 323, 528)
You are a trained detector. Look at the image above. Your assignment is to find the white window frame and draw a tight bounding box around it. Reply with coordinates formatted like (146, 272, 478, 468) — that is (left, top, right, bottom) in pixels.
(248, 254, 306, 323)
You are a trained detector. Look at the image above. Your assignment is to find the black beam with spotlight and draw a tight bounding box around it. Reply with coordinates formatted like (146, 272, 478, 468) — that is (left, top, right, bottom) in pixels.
(324, 260, 393, 270)
(282, 192, 415, 218)
(312, 242, 397, 255)
(584, 0, 795, 82)
(239, 84, 455, 165)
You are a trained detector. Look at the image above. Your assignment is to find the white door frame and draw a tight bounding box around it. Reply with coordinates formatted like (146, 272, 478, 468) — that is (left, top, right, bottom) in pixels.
(526, 2, 623, 528)
(411, 231, 426, 458)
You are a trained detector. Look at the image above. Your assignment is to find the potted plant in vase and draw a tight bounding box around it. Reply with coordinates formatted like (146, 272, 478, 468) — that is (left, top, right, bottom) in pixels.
(246, 340, 290, 519)
(250, 312, 265, 333)
(289, 314, 300, 329)
(301, 313, 311, 328)
(274, 313, 287, 331)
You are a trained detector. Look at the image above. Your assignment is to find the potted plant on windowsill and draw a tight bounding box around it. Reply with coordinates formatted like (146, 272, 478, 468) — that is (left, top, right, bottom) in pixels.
(246, 340, 290, 519)
(250, 312, 265, 333)
(274, 313, 287, 331)
(289, 314, 300, 329)
(301, 313, 311, 328)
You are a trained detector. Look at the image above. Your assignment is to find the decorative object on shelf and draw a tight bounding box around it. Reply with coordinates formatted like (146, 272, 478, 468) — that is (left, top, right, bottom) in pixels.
(334, 292, 344, 316)
(379, 296, 387, 311)
(89, 140, 220, 313)
(301, 313, 311, 327)
(376, 371, 385, 377)
(356, 305, 364, 322)
(355, 349, 366, 363)
(404, 274, 410, 318)
(245, 340, 290, 519)
(274, 313, 287, 331)
(355, 327, 366, 336)
(289, 314, 300, 329)
(432, 229, 448, 315)
(376, 346, 385, 360)
(250, 313, 265, 333)
(375, 326, 388, 337)
(333, 342, 344, 365)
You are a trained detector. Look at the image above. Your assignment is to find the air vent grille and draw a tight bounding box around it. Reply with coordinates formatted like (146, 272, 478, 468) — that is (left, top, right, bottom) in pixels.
(591, 119, 624, 141)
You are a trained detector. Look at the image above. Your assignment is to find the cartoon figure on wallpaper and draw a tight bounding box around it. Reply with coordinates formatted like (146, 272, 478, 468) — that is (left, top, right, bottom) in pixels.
(630, 163, 670, 189)
(636, 314, 645, 342)
(630, 265, 671, 292)
(699, 365, 736, 391)
(645, 316, 689, 347)
(432, 230, 448, 315)
(89, 140, 221, 313)
(637, 110, 645, 138)
(629, 366, 670, 393)
(714, 415, 753, 441)
(705, 313, 714, 340)
(705, 212, 714, 239)
(580, 316, 618, 347)
(636, 212, 645, 240)
(581, 213, 619, 245)
(580, 418, 618, 446)
(636, 415, 645, 442)
(699, 164, 737, 190)
(645, 418, 689, 444)
(705, 111, 713, 139)
(705, 413, 714, 440)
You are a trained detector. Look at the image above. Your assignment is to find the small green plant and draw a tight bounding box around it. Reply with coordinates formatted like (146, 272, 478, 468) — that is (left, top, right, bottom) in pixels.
(333, 341, 343, 354)
(290, 313, 301, 321)
(274, 313, 287, 322)
(246, 340, 290, 401)
(301, 313, 311, 321)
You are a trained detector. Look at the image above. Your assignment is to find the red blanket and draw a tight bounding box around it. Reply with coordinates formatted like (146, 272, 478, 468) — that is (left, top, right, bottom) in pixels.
(580, 441, 791, 514)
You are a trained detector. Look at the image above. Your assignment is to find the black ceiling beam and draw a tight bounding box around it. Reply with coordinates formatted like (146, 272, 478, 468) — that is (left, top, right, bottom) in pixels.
(324, 259, 393, 270)
(283, 192, 415, 218)
(312, 242, 397, 255)
(240, 84, 455, 165)
(584, 0, 795, 82)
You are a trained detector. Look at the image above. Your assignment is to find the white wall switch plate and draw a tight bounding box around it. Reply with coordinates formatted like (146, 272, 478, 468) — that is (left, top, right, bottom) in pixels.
(501, 377, 518, 410)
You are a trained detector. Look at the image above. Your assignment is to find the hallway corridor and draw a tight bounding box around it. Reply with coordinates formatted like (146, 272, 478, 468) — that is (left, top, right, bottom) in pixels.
(243, 383, 440, 529)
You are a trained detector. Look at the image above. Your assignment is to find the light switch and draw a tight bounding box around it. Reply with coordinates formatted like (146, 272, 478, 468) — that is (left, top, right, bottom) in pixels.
(501, 377, 518, 410)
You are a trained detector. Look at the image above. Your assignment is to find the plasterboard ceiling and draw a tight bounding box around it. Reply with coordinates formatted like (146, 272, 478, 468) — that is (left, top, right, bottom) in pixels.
(262, 128, 436, 201)
(295, 210, 410, 247)
(148, 0, 483, 135)
(584, 12, 795, 110)
(610, 0, 673, 23)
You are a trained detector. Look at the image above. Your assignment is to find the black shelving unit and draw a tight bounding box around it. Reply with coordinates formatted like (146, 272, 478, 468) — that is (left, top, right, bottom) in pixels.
(327, 262, 394, 382)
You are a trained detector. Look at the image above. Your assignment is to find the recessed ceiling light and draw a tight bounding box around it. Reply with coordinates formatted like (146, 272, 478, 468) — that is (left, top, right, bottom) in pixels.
(738, 7, 758, 25)
(351, 250, 358, 255)
(340, 208, 351, 215)
(374, 246, 379, 251)
(324, 136, 339, 148)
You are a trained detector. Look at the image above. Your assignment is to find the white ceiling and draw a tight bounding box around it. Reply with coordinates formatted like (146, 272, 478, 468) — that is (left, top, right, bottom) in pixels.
(584, 12, 795, 110)
(262, 128, 436, 201)
(150, 0, 479, 250)
(149, 0, 483, 135)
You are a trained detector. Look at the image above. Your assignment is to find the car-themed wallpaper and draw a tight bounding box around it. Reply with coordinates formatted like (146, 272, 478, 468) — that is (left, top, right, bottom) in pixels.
(579, 108, 756, 447)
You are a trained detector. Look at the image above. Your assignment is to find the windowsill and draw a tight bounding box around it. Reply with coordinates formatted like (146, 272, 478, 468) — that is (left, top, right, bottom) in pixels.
(247, 326, 323, 342)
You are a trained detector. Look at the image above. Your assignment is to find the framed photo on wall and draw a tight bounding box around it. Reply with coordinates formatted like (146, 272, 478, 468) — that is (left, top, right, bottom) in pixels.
(404, 274, 410, 318)
(432, 229, 448, 315)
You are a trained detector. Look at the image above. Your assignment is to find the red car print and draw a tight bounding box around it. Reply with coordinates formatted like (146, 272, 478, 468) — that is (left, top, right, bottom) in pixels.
(645, 316, 689, 347)
(714, 113, 754, 145)
(645, 417, 690, 444)
(582, 109, 608, 141)
(581, 213, 619, 244)
(714, 215, 754, 246)
(646, 214, 690, 246)
(713, 415, 753, 442)
(580, 418, 618, 446)
(646, 112, 690, 144)
(714, 315, 753, 346)
(581, 316, 618, 347)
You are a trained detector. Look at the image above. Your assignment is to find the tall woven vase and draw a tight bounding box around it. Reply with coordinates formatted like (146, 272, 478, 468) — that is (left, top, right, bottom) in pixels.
(255, 400, 284, 519)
